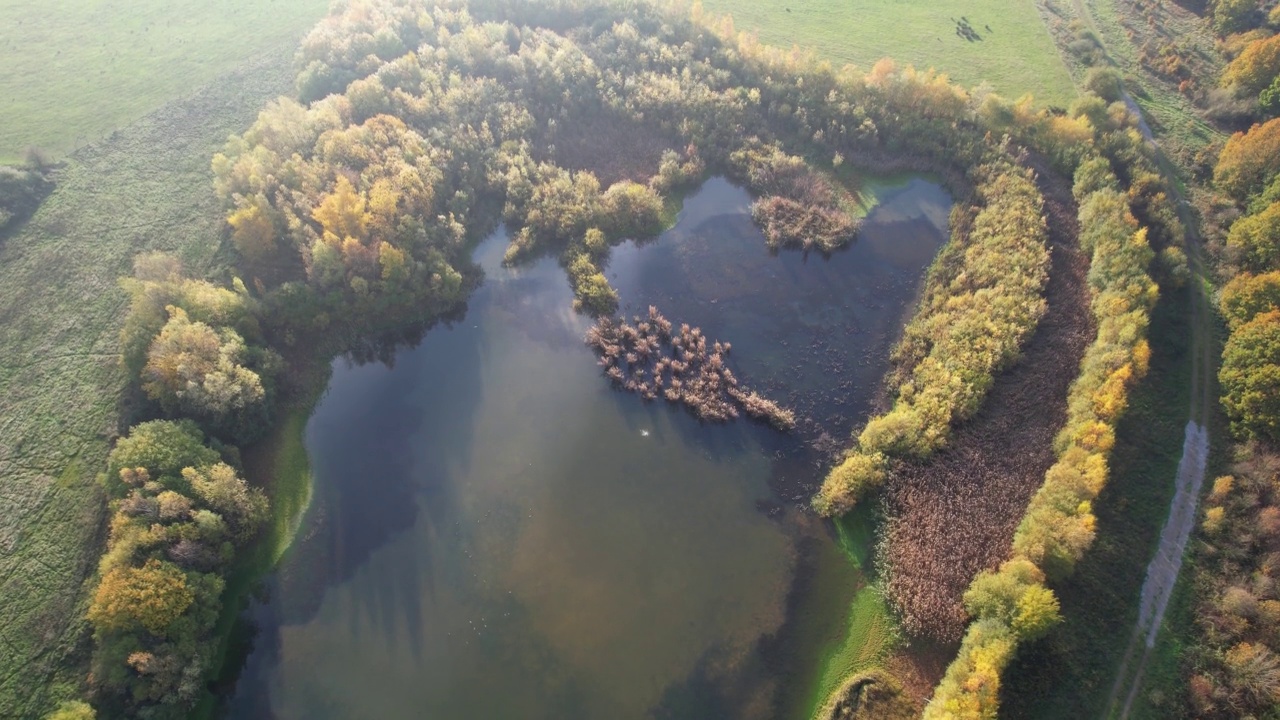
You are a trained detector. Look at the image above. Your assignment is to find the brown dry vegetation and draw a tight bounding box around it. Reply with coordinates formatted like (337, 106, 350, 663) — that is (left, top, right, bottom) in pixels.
(550, 110, 677, 187)
(586, 306, 796, 429)
(881, 159, 1093, 642)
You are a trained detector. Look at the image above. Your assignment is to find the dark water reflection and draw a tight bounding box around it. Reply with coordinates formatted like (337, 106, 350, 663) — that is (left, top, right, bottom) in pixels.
(226, 177, 949, 719)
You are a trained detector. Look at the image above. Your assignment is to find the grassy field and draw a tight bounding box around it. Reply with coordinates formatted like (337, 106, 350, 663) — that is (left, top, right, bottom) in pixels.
(997, 282, 1196, 717)
(0, 44, 305, 717)
(699, 0, 1079, 107)
(0, 0, 328, 162)
(1048, 0, 1224, 169)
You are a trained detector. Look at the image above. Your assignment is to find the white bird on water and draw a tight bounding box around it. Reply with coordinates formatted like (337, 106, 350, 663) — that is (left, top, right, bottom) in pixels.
(640, 429, 650, 437)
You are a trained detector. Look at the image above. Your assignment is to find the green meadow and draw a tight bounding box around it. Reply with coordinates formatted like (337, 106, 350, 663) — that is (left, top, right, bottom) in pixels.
(0, 0, 328, 162)
(699, 0, 1079, 106)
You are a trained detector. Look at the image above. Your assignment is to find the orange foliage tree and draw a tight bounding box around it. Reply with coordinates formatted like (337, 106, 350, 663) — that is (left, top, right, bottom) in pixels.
(1215, 118, 1280, 202)
(1222, 34, 1280, 96)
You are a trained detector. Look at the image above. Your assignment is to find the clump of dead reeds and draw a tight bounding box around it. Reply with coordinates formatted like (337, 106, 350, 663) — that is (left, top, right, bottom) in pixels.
(585, 305, 795, 430)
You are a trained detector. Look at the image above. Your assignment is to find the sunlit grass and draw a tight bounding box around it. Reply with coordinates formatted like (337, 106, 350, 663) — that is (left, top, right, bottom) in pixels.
(699, 0, 1078, 106)
(0, 47, 299, 716)
(0, 0, 328, 162)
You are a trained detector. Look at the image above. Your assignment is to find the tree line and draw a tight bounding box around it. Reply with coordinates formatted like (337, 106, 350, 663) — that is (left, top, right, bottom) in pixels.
(1178, 104, 1280, 718)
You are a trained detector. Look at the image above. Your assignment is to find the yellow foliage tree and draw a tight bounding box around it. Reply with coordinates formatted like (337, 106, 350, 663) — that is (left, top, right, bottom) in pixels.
(226, 194, 279, 265)
(312, 175, 370, 244)
(88, 559, 193, 637)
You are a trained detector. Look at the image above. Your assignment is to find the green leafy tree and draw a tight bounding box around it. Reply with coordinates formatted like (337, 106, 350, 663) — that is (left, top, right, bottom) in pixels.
(963, 559, 1062, 642)
(1213, 0, 1260, 34)
(599, 180, 665, 238)
(1261, 75, 1280, 119)
(106, 420, 220, 494)
(1221, 310, 1280, 439)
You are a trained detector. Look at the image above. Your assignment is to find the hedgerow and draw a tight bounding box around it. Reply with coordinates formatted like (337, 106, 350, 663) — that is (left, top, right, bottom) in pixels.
(814, 154, 1051, 516)
(926, 159, 1159, 718)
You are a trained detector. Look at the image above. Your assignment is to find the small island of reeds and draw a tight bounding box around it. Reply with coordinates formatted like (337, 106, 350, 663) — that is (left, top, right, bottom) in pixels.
(586, 305, 796, 430)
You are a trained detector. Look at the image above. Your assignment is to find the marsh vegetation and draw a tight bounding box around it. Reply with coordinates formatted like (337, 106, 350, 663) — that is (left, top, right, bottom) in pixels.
(586, 307, 796, 429)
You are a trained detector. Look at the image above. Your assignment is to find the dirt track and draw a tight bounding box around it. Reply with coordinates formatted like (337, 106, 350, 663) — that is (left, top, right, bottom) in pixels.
(1103, 104, 1216, 718)
(1104, 420, 1208, 718)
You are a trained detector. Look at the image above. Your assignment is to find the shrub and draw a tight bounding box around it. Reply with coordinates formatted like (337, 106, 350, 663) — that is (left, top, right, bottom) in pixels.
(599, 180, 665, 239)
(813, 452, 887, 517)
(43, 702, 95, 720)
(922, 618, 1017, 720)
(1084, 67, 1124, 103)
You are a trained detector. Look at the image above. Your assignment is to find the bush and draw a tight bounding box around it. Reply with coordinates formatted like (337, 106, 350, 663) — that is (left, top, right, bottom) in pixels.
(598, 180, 665, 239)
(1084, 67, 1124, 103)
(922, 618, 1017, 720)
(43, 702, 95, 720)
(933, 161, 1158, 717)
(812, 452, 887, 517)
(0, 164, 52, 234)
(1015, 175, 1155, 579)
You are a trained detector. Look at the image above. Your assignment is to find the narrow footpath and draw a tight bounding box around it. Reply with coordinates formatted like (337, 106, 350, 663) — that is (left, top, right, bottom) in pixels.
(1103, 117, 1216, 718)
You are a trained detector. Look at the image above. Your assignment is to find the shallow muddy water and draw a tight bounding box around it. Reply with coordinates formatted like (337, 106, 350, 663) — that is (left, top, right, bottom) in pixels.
(226, 177, 950, 719)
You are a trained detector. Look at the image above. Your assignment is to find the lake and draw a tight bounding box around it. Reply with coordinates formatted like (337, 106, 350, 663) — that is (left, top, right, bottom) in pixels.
(226, 176, 951, 719)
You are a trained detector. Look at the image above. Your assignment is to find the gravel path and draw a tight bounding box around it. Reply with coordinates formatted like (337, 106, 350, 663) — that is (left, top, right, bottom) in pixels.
(1105, 421, 1209, 718)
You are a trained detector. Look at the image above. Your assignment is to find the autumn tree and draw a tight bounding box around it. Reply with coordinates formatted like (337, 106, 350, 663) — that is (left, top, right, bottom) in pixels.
(1222, 271, 1280, 328)
(1215, 118, 1280, 202)
(141, 306, 267, 424)
(118, 253, 260, 375)
(1223, 34, 1280, 96)
(182, 463, 269, 544)
(227, 193, 281, 266)
(1227, 201, 1280, 271)
(88, 559, 194, 637)
(1221, 310, 1280, 439)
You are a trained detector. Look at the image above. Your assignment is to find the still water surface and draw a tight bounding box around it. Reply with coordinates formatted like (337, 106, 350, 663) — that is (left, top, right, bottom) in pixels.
(228, 177, 950, 719)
